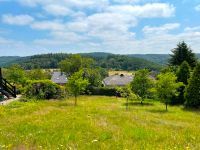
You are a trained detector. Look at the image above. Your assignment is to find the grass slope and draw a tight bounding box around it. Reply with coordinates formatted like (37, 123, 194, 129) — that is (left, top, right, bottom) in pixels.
(0, 96, 200, 149)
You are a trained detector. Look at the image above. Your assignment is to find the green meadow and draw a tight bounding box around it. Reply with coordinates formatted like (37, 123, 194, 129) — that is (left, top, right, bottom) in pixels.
(0, 96, 200, 150)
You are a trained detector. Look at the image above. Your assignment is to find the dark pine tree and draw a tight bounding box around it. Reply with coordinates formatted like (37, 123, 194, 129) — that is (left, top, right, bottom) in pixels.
(169, 41, 197, 68)
(173, 61, 191, 104)
(185, 63, 200, 108)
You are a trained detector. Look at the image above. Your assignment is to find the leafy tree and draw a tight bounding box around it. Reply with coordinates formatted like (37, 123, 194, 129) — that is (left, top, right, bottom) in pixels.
(117, 86, 137, 110)
(156, 72, 183, 111)
(67, 70, 89, 105)
(82, 68, 102, 87)
(169, 41, 197, 68)
(82, 67, 108, 87)
(26, 68, 51, 80)
(185, 63, 200, 108)
(59, 54, 94, 77)
(130, 69, 153, 104)
(5, 64, 26, 85)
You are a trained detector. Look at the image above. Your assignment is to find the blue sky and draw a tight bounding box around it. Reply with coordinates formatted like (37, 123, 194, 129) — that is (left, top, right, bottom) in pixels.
(0, 0, 200, 56)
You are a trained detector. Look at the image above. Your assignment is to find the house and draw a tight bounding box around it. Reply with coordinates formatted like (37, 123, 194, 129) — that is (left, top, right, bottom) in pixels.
(103, 74, 133, 87)
(51, 71, 67, 85)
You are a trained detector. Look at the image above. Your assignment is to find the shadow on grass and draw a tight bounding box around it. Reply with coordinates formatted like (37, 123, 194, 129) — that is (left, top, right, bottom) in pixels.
(123, 101, 154, 107)
(182, 107, 200, 114)
(147, 109, 169, 114)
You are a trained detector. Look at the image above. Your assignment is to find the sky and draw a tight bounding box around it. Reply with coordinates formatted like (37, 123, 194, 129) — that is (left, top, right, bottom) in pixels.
(0, 0, 200, 56)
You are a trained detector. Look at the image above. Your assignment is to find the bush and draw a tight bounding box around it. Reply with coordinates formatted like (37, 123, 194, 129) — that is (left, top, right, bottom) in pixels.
(86, 86, 119, 96)
(24, 80, 66, 99)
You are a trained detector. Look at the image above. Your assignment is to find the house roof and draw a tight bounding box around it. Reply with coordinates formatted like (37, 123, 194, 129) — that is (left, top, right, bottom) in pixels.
(51, 72, 67, 84)
(103, 74, 133, 86)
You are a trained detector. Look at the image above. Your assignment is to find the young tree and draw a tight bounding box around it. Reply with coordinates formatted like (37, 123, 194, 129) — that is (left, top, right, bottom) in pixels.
(5, 64, 26, 85)
(59, 54, 94, 77)
(185, 63, 200, 108)
(130, 69, 153, 104)
(156, 72, 182, 111)
(117, 86, 137, 110)
(67, 70, 89, 105)
(169, 41, 197, 68)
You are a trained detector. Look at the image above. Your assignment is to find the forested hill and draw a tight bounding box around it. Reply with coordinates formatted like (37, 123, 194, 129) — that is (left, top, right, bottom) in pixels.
(0, 53, 161, 71)
(1, 53, 200, 70)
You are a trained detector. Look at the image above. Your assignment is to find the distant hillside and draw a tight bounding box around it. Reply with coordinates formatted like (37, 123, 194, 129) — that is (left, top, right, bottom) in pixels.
(1, 53, 200, 70)
(128, 54, 200, 65)
(128, 54, 170, 66)
(0, 56, 20, 67)
(0, 53, 161, 71)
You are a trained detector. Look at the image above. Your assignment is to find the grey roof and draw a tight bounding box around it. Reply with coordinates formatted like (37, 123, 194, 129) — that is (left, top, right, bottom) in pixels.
(51, 72, 67, 84)
(103, 74, 133, 86)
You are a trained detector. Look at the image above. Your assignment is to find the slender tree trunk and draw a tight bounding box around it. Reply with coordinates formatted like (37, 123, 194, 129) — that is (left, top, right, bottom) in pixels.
(75, 95, 77, 106)
(141, 98, 143, 105)
(126, 97, 129, 110)
(166, 102, 168, 111)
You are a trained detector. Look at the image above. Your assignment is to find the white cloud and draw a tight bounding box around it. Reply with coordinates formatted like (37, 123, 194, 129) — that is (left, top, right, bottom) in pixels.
(43, 4, 73, 16)
(143, 23, 180, 35)
(2, 14, 34, 25)
(195, 4, 200, 12)
(31, 20, 66, 31)
(107, 3, 175, 18)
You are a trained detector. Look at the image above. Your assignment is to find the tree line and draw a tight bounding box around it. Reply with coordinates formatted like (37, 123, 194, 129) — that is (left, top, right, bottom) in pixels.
(2, 41, 200, 110)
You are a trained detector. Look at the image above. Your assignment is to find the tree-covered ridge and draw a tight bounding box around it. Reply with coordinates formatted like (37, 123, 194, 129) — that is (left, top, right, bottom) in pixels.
(1, 53, 161, 71)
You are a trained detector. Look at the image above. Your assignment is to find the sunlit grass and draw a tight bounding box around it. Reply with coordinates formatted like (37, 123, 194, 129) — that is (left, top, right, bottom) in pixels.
(0, 96, 200, 149)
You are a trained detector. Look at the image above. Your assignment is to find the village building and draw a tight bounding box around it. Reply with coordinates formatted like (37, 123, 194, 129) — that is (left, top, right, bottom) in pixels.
(103, 74, 133, 87)
(51, 71, 67, 85)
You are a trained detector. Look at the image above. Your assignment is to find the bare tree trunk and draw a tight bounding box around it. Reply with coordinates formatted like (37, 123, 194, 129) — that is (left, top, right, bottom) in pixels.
(166, 102, 168, 111)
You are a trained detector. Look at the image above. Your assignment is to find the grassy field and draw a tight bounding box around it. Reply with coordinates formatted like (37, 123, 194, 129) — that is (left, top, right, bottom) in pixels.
(0, 96, 200, 150)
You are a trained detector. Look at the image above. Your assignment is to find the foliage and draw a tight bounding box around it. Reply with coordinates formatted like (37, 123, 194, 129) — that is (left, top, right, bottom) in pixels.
(171, 61, 191, 104)
(67, 70, 89, 105)
(3, 53, 162, 71)
(185, 63, 200, 108)
(82, 68, 108, 87)
(177, 61, 191, 85)
(24, 80, 65, 99)
(169, 41, 197, 68)
(155, 72, 183, 110)
(59, 54, 94, 77)
(26, 68, 51, 80)
(87, 87, 118, 96)
(4, 64, 26, 85)
(130, 69, 153, 104)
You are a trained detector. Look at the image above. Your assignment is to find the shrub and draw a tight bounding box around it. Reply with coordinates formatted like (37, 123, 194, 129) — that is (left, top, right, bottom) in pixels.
(86, 86, 118, 96)
(24, 80, 66, 99)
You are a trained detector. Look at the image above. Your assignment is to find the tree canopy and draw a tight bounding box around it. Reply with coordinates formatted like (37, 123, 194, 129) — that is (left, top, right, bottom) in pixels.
(169, 41, 197, 68)
(130, 69, 153, 104)
(67, 70, 89, 105)
(155, 72, 183, 110)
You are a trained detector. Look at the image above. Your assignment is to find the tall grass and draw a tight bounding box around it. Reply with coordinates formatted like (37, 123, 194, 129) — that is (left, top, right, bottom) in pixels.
(0, 96, 199, 149)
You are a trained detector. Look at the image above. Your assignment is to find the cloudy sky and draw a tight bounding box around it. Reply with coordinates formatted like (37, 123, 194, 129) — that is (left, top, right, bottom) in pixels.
(0, 0, 200, 56)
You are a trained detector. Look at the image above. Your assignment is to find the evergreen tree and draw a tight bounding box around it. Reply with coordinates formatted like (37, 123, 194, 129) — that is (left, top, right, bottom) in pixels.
(177, 61, 191, 85)
(169, 41, 197, 68)
(173, 61, 191, 104)
(185, 63, 200, 108)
